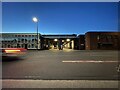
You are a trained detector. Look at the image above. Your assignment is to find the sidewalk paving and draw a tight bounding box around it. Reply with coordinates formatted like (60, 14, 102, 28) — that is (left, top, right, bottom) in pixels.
(2, 79, 119, 88)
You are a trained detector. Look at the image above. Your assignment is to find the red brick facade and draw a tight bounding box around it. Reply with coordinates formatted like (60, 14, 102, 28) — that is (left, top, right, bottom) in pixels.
(85, 32, 120, 50)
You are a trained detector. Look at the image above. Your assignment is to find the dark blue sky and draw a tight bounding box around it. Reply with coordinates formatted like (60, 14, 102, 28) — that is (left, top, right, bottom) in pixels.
(2, 2, 118, 34)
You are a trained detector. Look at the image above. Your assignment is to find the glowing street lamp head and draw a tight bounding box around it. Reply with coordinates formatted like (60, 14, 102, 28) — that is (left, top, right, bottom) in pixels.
(32, 17, 38, 22)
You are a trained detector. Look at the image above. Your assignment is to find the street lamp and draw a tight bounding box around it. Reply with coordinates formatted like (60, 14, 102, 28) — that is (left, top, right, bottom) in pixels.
(32, 17, 39, 50)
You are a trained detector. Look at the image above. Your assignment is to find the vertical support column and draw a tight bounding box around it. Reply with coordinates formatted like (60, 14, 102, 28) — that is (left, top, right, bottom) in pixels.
(72, 40, 74, 49)
(69, 41, 71, 49)
(38, 34, 41, 49)
(37, 22, 39, 50)
(48, 40, 50, 49)
(68, 42, 70, 49)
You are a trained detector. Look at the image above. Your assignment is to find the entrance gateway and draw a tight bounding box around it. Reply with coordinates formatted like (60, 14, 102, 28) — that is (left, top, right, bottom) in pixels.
(41, 34, 77, 50)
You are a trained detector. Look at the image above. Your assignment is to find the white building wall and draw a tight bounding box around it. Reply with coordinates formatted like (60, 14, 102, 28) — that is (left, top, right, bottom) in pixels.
(2, 33, 42, 49)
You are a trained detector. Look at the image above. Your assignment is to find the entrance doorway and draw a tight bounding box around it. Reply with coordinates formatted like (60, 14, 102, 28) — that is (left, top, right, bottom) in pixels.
(25, 44, 28, 49)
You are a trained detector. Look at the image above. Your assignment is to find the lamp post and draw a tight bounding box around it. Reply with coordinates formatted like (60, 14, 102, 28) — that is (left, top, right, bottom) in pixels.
(32, 17, 39, 50)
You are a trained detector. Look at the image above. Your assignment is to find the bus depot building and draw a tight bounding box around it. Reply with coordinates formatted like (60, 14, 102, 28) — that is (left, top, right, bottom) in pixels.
(1, 33, 77, 50)
(1, 32, 120, 50)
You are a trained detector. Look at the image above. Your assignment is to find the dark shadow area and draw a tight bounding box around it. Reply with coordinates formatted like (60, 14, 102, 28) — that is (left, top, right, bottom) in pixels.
(2, 56, 24, 62)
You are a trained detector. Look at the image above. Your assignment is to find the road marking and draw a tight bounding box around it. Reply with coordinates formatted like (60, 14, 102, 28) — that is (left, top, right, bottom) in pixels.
(62, 60, 118, 63)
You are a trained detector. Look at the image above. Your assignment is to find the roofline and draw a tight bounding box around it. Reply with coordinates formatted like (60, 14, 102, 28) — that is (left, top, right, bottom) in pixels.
(86, 31, 120, 33)
(42, 34, 76, 35)
(1, 33, 41, 35)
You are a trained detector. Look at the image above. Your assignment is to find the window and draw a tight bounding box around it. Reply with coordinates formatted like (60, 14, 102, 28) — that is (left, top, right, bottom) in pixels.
(28, 44, 31, 48)
(18, 35, 21, 37)
(32, 44, 34, 48)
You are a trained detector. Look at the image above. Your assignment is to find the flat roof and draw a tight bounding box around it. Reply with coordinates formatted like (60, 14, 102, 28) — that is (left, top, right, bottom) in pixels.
(42, 34, 77, 39)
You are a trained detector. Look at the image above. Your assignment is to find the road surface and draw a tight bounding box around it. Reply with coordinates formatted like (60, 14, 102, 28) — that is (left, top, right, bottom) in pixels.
(2, 49, 119, 80)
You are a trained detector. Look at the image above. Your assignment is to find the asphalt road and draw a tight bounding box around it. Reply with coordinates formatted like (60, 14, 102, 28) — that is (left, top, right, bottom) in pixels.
(2, 49, 119, 80)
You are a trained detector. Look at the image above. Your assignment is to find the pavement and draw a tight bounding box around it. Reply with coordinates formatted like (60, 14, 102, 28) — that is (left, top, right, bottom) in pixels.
(2, 79, 119, 88)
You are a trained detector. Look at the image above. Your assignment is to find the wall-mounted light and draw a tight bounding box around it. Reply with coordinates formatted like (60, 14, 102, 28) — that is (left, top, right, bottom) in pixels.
(66, 39, 70, 42)
(54, 39, 58, 41)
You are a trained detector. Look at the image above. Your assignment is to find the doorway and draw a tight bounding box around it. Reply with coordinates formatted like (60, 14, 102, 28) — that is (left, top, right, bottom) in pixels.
(25, 44, 28, 49)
